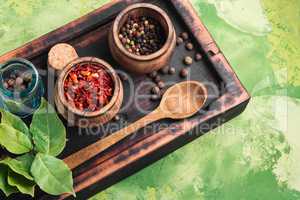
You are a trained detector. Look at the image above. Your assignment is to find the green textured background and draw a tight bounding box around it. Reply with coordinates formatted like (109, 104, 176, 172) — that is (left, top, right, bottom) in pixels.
(0, 0, 300, 199)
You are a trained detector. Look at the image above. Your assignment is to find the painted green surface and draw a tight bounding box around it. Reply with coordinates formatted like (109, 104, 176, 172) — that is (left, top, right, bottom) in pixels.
(0, 0, 299, 199)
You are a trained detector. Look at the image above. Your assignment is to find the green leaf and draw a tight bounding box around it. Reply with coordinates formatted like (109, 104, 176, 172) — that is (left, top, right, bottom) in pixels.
(30, 153, 75, 196)
(0, 154, 34, 180)
(30, 98, 66, 156)
(0, 108, 30, 138)
(7, 170, 35, 197)
(0, 165, 18, 197)
(0, 124, 32, 154)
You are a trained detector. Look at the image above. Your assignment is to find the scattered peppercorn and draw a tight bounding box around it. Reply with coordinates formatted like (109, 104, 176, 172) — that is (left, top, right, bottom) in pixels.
(157, 81, 165, 89)
(3, 70, 33, 92)
(195, 53, 202, 61)
(168, 67, 176, 75)
(180, 68, 189, 78)
(149, 71, 158, 78)
(184, 56, 193, 66)
(119, 16, 166, 56)
(150, 94, 161, 101)
(151, 86, 160, 95)
(64, 62, 114, 112)
(160, 66, 170, 74)
(186, 42, 194, 51)
(176, 37, 184, 46)
(181, 32, 189, 41)
(114, 115, 121, 121)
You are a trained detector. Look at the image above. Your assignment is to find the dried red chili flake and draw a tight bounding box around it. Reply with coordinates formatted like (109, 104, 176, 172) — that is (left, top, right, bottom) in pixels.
(64, 62, 114, 112)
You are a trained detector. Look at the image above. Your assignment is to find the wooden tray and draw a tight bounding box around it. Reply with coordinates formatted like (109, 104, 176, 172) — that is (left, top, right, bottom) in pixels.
(0, 0, 250, 199)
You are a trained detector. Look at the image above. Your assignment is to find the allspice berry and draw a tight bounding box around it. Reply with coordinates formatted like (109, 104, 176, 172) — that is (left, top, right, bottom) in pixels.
(160, 66, 170, 74)
(149, 71, 158, 78)
(180, 68, 189, 78)
(184, 56, 193, 66)
(114, 115, 121, 121)
(151, 86, 160, 95)
(186, 43, 194, 51)
(181, 32, 189, 41)
(176, 37, 184, 46)
(157, 81, 165, 89)
(151, 94, 161, 101)
(168, 67, 176, 75)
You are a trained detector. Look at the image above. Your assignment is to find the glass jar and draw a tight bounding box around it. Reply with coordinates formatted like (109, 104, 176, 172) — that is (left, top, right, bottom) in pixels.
(0, 58, 44, 117)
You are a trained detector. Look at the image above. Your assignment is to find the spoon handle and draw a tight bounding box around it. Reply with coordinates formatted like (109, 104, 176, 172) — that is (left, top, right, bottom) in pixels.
(64, 108, 165, 170)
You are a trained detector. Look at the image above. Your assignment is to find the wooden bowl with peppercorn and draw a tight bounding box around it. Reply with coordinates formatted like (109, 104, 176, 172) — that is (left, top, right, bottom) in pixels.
(48, 43, 123, 127)
(109, 3, 176, 74)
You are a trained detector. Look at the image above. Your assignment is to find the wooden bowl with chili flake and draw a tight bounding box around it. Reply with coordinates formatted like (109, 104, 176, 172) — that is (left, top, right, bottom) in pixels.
(49, 45, 123, 127)
(109, 3, 176, 74)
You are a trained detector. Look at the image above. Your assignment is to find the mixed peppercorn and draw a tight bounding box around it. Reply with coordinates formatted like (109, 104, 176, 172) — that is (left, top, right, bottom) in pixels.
(64, 63, 114, 112)
(119, 16, 166, 56)
(3, 70, 32, 92)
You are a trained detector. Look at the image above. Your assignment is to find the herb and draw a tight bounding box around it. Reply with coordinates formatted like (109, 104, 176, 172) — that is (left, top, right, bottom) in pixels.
(31, 153, 75, 196)
(7, 170, 35, 197)
(30, 98, 66, 156)
(64, 63, 114, 112)
(0, 124, 32, 154)
(0, 165, 18, 196)
(0, 98, 74, 197)
(0, 154, 34, 181)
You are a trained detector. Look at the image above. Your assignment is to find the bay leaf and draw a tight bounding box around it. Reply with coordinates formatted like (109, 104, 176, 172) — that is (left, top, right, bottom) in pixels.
(30, 153, 75, 196)
(7, 170, 35, 197)
(0, 154, 34, 180)
(0, 165, 18, 197)
(0, 124, 32, 154)
(0, 108, 30, 138)
(30, 98, 66, 156)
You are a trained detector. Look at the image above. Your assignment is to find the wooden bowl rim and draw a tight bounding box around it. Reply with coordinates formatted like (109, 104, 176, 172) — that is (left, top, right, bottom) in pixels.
(57, 57, 121, 117)
(112, 3, 174, 61)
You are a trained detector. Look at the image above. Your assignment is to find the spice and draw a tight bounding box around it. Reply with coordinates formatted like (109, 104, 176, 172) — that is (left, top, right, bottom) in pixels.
(195, 53, 202, 61)
(119, 16, 166, 56)
(181, 32, 189, 41)
(176, 37, 184, 46)
(186, 43, 194, 51)
(157, 81, 165, 89)
(3, 70, 33, 92)
(151, 86, 160, 95)
(184, 56, 193, 66)
(149, 71, 158, 78)
(180, 68, 189, 78)
(168, 67, 176, 75)
(114, 115, 121, 121)
(160, 66, 170, 74)
(64, 62, 114, 112)
(151, 94, 161, 101)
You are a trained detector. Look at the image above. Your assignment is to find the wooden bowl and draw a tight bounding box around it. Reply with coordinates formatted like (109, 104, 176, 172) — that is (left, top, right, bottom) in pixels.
(109, 3, 176, 74)
(49, 44, 123, 127)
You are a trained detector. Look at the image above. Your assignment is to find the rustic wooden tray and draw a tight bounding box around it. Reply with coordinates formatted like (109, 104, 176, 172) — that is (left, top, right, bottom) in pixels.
(0, 0, 250, 199)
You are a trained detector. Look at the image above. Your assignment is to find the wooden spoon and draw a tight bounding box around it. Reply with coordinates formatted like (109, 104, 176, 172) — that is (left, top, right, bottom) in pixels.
(64, 81, 207, 170)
